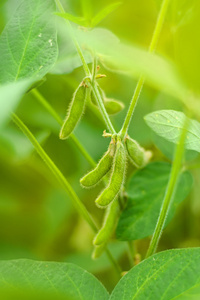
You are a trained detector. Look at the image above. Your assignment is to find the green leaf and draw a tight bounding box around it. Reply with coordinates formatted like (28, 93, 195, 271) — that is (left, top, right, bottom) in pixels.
(116, 162, 193, 240)
(110, 248, 200, 300)
(0, 259, 109, 300)
(0, 0, 58, 83)
(144, 110, 200, 152)
(55, 12, 88, 27)
(75, 28, 186, 101)
(0, 79, 32, 129)
(91, 2, 122, 27)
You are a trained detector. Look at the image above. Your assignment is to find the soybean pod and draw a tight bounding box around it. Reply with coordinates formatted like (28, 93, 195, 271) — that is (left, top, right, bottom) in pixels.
(80, 142, 115, 188)
(125, 136, 152, 168)
(95, 141, 126, 207)
(59, 82, 87, 139)
(92, 243, 107, 260)
(93, 199, 120, 246)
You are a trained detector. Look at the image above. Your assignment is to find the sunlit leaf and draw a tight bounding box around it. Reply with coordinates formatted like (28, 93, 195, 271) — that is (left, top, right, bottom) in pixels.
(75, 27, 187, 101)
(145, 110, 200, 152)
(110, 248, 200, 300)
(0, 0, 58, 127)
(116, 162, 193, 240)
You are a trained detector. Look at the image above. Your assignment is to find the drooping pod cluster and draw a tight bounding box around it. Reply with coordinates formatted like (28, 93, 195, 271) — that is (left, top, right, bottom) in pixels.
(80, 132, 152, 258)
(125, 135, 152, 168)
(81, 137, 127, 208)
(95, 140, 126, 207)
(59, 80, 89, 140)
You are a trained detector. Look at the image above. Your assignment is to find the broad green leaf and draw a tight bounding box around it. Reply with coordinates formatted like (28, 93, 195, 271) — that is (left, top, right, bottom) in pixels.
(91, 2, 122, 27)
(0, 79, 32, 129)
(0, 0, 58, 83)
(144, 110, 200, 152)
(116, 162, 193, 240)
(0, 259, 109, 300)
(152, 131, 199, 161)
(75, 27, 186, 101)
(110, 248, 200, 300)
(55, 12, 88, 27)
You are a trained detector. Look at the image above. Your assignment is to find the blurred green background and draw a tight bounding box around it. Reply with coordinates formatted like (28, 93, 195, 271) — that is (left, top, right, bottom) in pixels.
(0, 0, 200, 291)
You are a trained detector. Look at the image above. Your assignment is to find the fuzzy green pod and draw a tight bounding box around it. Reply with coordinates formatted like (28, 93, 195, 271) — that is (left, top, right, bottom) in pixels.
(92, 243, 106, 260)
(80, 142, 115, 188)
(125, 136, 152, 168)
(104, 98, 124, 115)
(95, 141, 126, 207)
(59, 82, 87, 139)
(93, 199, 120, 246)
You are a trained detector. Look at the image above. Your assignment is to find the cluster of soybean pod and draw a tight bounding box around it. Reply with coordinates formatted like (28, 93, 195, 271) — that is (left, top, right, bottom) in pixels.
(59, 65, 152, 259)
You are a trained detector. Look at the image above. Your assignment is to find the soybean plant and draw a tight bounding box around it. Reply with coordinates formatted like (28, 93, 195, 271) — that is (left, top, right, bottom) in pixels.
(2, 0, 200, 298)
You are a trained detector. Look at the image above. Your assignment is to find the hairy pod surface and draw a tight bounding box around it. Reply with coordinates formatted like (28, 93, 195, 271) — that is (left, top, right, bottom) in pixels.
(125, 137, 151, 168)
(59, 82, 87, 139)
(95, 141, 126, 207)
(80, 142, 116, 188)
(93, 199, 120, 246)
(104, 98, 124, 115)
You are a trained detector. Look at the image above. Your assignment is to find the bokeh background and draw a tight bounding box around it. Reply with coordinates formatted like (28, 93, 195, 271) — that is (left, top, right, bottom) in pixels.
(0, 0, 200, 291)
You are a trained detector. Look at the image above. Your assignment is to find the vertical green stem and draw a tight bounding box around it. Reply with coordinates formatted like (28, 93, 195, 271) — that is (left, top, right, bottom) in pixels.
(12, 113, 121, 276)
(120, 0, 170, 139)
(146, 117, 188, 258)
(31, 89, 96, 168)
(91, 83, 116, 134)
(55, 0, 116, 135)
(12, 113, 97, 232)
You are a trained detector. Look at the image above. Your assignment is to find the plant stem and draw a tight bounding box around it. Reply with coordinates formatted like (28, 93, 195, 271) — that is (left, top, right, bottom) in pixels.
(91, 82, 116, 134)
(120, 0, 170, 139)
(12, 113, 122, 276)
(12, 113, 97, 231)
(55, 0, 90, 77)
(55, 0, 116, 135)
(146, 117, 188, 258)
(31, 89, 96, 168)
